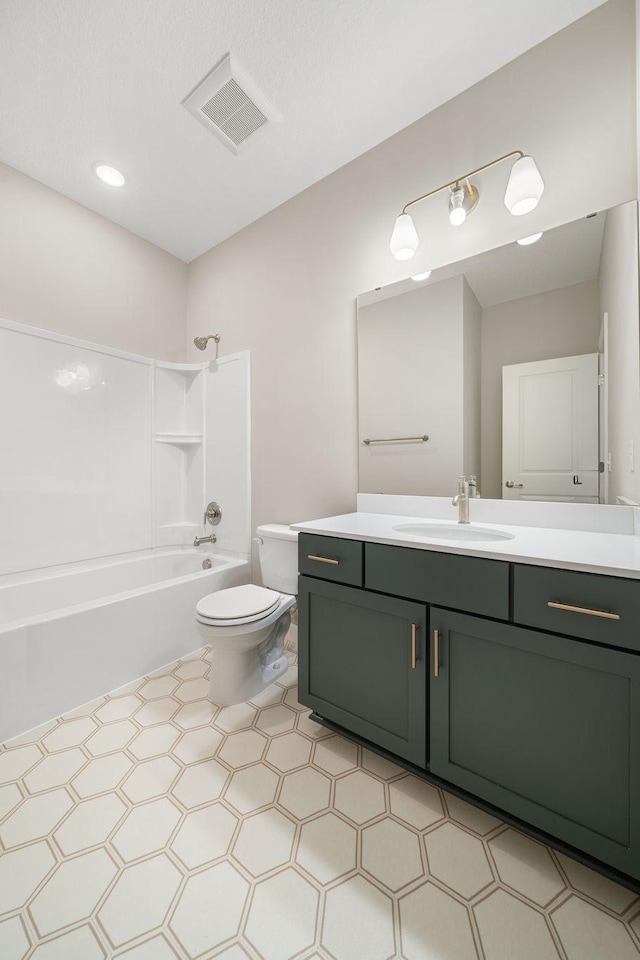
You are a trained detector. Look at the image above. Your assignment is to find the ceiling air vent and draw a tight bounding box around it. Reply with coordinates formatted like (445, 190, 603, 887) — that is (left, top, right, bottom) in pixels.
(183, 54, 281, 155)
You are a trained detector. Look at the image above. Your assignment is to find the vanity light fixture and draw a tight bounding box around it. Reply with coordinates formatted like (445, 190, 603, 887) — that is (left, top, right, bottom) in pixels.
(448, 182, 479, 227)
(93, 163, 126, 187)
(389, 213, 420, 260)
(504, 155, 545, 215)
(517, 232, 543, 246)
(390, 150, 544, 260)
(411, 271, 432, 281)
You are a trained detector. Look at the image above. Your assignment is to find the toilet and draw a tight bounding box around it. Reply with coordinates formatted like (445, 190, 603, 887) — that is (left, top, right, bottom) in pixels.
(196, 524, 298, 705)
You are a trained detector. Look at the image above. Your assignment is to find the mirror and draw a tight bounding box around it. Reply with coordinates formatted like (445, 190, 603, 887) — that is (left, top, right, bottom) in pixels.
(357, 200, 640, 504)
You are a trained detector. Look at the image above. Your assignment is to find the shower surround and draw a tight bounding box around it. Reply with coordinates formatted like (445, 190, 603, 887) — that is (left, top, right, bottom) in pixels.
(0, 318, 251, 741)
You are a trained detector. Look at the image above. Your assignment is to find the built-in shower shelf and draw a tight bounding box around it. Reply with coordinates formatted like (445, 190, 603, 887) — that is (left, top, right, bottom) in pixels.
(155, 433, 203, 445)
(153, 361, 205, 545)
(155, 361, 204, 375)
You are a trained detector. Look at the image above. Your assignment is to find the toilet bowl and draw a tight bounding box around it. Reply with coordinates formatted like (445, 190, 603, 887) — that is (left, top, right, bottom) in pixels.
(195, 524, 298, 705)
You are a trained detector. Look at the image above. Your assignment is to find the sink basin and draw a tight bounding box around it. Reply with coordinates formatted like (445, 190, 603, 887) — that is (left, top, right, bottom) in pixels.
(394, 523, 515, 543)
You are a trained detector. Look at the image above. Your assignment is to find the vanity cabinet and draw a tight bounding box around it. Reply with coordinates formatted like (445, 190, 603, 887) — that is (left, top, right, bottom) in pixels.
(513, 563, 640, 652)
(298, 576, 428, 766)
(365, 542, 509, 620)
(298, 532, 640, 884)
(298, 533, 364, 587)
(429, 608, 640, 878)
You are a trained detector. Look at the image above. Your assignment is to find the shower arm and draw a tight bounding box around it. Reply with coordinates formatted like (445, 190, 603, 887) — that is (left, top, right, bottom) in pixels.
(193, 333, 221, 359)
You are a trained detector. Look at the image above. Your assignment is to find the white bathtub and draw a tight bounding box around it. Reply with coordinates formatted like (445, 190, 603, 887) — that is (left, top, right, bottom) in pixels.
(0, 549, 249, 742)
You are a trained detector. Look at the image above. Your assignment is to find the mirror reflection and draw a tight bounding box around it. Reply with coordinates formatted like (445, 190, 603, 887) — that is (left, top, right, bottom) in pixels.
(357, 200, 639, 504)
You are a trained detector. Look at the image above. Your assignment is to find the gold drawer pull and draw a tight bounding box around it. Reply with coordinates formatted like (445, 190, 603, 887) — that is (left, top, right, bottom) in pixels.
(547, 601, 620, 621)
(433, 629, 440, 678)
(307, 554, 340, 566)
(411, 623, 418, 669)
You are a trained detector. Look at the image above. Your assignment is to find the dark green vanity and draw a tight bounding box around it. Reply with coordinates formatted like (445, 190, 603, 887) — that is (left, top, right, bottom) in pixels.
(297, 531, 640, 888)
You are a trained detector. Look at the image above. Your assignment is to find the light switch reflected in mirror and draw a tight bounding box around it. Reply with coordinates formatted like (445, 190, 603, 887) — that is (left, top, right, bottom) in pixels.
(357, 200, 640, 506)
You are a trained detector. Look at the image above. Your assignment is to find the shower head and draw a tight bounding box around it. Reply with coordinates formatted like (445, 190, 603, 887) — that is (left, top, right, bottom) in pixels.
(193, 333, 220, 352)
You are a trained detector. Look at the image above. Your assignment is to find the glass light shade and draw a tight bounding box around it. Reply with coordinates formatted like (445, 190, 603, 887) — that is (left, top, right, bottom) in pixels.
(504, 155, 544, 216)
(94, 163, 126, 187)
(449, 188, 467, 226)
(517, 232, 543, 246)
(411, 270, 432, 281)
(390, 213, 419, 260)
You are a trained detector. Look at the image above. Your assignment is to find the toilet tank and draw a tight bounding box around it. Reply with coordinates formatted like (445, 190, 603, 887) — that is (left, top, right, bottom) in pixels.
(256, 524, 299, 594)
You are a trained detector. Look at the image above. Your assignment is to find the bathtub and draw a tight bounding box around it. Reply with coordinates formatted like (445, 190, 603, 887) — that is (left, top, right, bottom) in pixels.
(0, 548, 249, 743)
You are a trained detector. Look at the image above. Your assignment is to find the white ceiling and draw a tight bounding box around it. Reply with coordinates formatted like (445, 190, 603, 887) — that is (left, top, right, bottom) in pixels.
(0, 0, 606, 262)
(460, 212, 606, 308)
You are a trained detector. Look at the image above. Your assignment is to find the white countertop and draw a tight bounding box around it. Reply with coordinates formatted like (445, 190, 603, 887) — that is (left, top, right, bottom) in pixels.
(292, 512, 640, 579)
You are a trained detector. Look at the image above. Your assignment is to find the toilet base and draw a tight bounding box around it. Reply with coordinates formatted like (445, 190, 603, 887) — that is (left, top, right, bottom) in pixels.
(206, 611, 292, 706)
(208, 649, 289, 706)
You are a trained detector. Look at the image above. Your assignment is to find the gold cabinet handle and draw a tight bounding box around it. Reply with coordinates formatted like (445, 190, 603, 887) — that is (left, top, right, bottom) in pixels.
(411, 623, 418, 669)
(433, 629, 440, 678)
(307, 555, 340, 566)
(547, 601, 620, 621)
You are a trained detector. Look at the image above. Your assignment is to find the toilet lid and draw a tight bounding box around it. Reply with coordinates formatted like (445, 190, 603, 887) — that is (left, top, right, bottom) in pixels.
(196, 584, 281, 622)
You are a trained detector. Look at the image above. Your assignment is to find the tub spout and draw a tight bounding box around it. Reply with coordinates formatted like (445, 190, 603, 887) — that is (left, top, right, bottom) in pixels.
(194, 534, 217, 546)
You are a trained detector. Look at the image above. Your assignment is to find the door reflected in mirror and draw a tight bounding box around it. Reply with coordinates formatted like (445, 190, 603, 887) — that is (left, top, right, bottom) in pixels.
(357, 200, 640, 505)
(502, 354, 598, 501)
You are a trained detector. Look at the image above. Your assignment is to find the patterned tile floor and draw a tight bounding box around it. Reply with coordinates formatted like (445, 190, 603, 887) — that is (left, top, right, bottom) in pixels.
(1, 633, 639, 960)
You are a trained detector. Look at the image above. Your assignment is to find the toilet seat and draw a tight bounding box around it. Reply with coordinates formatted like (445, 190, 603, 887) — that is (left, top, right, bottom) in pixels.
(196, 584, 282, 627)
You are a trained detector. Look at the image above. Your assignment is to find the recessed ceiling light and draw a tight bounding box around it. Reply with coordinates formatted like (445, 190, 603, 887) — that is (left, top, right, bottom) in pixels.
(411, 271, 432, 281)
(93, 163, 126, 187)
(517, 232, 543, 246)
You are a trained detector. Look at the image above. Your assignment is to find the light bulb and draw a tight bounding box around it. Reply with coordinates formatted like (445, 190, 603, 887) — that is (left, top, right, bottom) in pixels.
(94, 163, 126, 187)
(390, 213, 419, 260)
(517, 232, 543, 246)
(449, 188, 467, 226)
(504, 155, 544, 216)
(411, 271, 432, 281)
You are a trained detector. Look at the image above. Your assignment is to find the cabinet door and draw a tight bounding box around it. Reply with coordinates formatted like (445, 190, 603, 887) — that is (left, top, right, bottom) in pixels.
(430, 609, 640, 878)
(298, 576, 428, 766)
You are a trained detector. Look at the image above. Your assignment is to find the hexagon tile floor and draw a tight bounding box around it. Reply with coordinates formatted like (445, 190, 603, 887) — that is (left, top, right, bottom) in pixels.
(1, 640, 639, 960)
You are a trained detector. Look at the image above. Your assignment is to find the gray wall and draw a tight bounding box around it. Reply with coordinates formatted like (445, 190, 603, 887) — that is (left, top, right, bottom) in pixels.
(358, 276, 467, 496)
(0, 163, 188, 361)
(463, 280, 482, 480)
(600, 201, 640, 503)
(186, 0, 637, 529)
(480, 280, 601, 499)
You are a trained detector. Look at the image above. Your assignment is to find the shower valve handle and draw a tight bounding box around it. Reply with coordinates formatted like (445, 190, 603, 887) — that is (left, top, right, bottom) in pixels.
(204, 502, 222, 526)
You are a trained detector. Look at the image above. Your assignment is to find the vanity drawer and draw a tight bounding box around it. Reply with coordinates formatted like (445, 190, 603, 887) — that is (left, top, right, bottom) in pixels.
(513, 565, 640, 652)
(298, 534, 364, 587)
(365, 543, 509, 620)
